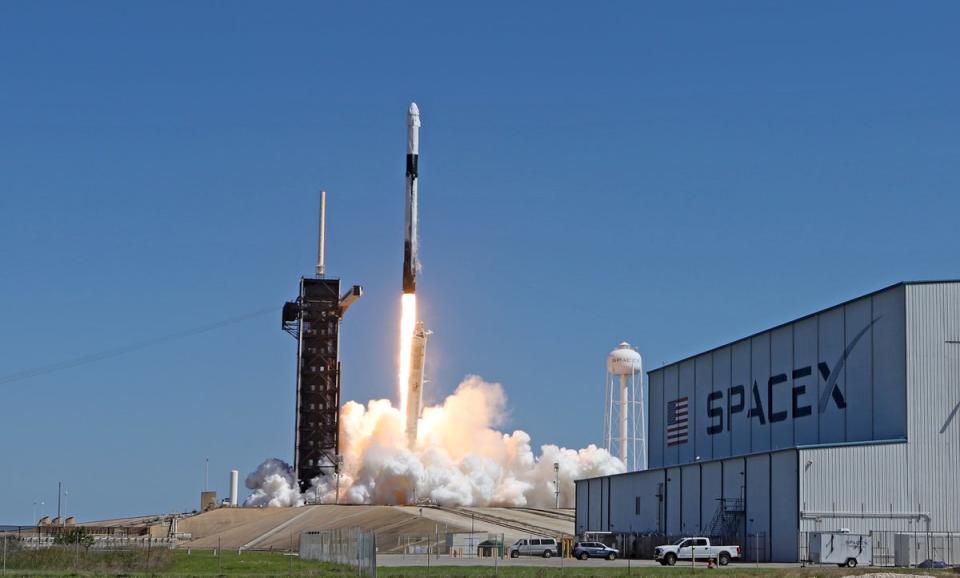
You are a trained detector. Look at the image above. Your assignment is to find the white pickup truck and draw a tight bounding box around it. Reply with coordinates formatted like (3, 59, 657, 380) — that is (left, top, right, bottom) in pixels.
(654, 537, 741, 566)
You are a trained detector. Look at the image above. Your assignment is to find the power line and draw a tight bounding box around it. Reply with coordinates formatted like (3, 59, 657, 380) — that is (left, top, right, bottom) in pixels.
(0, 306, 279, 386)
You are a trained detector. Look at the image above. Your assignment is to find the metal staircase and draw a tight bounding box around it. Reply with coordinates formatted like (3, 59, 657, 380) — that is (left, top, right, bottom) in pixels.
(706, 497, 744, 539)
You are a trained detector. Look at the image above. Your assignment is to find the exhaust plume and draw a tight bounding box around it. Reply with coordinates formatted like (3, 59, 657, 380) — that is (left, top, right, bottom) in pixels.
(245, 376, 625, 507)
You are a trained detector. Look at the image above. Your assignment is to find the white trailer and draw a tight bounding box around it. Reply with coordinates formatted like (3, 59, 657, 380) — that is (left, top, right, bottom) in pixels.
(809, 532, 872, 568)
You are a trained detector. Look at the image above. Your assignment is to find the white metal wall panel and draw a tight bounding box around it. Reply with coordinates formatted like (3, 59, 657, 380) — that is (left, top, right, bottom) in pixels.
(798, 443, 913, 533)
(844, 297, 874, 441)
(793, 316, 819, 445)
(648, 369, 664, 469)
(745, 454, 771, 559)
(751, 334, 771, 452)
(770, 451, 798, 562)
(906, 283, 960, 532)
(695, 354, 714, 462)
(678, 360, 696, 464)
(872, 285, 907, 439)
(818, 306, 846, 442)
(712, 346, 732, 459)
(666, 467, 681, 535)
(681, 464, 701, 535)
(730, 340, 752, 456)
(770, 326, 794, 450)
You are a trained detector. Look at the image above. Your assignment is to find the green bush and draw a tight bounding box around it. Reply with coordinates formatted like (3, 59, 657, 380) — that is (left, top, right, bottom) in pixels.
(53, 527, 95, 548)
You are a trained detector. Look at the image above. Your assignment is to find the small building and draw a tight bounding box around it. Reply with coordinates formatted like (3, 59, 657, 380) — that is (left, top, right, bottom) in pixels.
(447, 532, 491, 557)
(477, 539, 504, 558)
(200, 491, 218, 513)
(575, 281, 960, 562)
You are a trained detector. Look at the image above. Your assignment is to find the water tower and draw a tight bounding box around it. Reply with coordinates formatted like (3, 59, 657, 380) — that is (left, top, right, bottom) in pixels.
(604, 342, 645, 471)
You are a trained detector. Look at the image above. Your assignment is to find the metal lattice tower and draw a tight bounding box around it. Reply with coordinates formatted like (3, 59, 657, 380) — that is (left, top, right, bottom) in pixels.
(282, 191, 361, 493)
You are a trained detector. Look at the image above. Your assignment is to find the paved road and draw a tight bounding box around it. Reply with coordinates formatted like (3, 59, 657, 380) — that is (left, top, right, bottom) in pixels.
(377, 554, 799, 569)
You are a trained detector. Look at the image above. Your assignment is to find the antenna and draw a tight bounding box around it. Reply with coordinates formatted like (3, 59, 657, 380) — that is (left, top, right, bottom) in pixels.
(316, 190, 326, 278)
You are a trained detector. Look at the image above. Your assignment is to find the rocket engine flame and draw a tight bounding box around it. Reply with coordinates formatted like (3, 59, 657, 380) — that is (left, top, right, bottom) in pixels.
(398, 293, 417, 429)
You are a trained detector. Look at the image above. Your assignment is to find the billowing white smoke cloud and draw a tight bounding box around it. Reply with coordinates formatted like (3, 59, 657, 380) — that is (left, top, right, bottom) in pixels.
(245, 376, 625, 508)
(244, 458, 305, 507)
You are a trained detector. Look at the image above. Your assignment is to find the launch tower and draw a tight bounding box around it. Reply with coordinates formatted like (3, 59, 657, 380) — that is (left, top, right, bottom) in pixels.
(282, 192, 361, 492)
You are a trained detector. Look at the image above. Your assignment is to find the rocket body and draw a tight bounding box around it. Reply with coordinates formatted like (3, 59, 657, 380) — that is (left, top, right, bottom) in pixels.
(405, 321, 428, 445)
(403, 103, 420, 294)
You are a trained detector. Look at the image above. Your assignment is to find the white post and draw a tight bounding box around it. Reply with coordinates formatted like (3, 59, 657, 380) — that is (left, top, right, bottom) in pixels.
(636, 364, 646, 470)
(229, 470, 239, 507)
(755, 533, 759, 567)
(619, 374, 628, 465)
(554, 463, 560, 509)
(316, 190, 326, 278)
(604, 373, 613, 454)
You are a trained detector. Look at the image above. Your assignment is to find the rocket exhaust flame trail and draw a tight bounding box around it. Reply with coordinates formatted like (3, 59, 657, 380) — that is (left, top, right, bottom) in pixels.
(398, 294, 417, 426)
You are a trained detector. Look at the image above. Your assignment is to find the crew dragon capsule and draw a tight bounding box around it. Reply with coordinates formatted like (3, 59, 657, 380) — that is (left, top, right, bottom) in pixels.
(402, 102, 420, 294)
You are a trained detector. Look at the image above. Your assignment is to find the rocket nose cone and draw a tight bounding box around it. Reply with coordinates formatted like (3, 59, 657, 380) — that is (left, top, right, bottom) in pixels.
(408, 102, 421, 127)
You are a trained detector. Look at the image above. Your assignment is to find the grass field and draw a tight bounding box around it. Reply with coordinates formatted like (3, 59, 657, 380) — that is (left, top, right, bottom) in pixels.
(2, 548, 958, 576)
(168, 549, 353, 575)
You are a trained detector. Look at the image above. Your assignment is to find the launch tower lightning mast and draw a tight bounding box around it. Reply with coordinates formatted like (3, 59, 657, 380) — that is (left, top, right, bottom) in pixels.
(283, 191, 362, 492)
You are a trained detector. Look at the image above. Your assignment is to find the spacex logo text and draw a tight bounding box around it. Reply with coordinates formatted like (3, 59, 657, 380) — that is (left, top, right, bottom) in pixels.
(664, 318, 879, 443)
(704, 362, 845, 435)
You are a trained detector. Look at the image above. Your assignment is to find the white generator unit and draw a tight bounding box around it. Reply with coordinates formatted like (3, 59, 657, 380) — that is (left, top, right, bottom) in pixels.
(809, 532, 873, 568)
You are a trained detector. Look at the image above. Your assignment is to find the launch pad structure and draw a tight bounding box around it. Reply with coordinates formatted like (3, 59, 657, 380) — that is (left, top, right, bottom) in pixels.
(282, 191, 361, 492)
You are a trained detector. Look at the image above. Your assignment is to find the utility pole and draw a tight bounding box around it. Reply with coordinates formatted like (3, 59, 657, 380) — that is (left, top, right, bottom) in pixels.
(57, 482, 62, 521)
(335, 455, 343, 505)
(554, 463, 560, 508)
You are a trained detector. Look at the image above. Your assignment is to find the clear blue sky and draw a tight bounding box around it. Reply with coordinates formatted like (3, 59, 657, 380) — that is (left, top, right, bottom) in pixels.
(1, 1, 957, 523)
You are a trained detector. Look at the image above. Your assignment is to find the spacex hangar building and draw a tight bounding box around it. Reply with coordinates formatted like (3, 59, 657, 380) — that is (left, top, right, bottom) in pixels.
(575, 281, 960, 562)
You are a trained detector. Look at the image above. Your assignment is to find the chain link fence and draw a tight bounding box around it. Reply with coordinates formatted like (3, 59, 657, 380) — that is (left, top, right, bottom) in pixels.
(299, 528, 376, 577)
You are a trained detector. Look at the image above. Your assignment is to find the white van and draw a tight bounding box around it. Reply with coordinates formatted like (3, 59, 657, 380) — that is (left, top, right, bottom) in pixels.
(509, 537, 559, 558)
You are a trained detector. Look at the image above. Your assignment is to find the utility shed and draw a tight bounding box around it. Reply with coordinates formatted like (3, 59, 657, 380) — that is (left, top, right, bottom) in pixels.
(575, 281, 960, 563)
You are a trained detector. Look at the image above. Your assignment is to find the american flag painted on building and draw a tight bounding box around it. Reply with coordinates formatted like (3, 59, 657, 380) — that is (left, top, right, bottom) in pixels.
(667, 397, 689, 446)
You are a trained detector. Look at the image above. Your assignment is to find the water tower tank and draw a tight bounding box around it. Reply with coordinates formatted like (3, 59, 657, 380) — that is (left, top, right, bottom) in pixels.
(607, 342, 642, 375)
